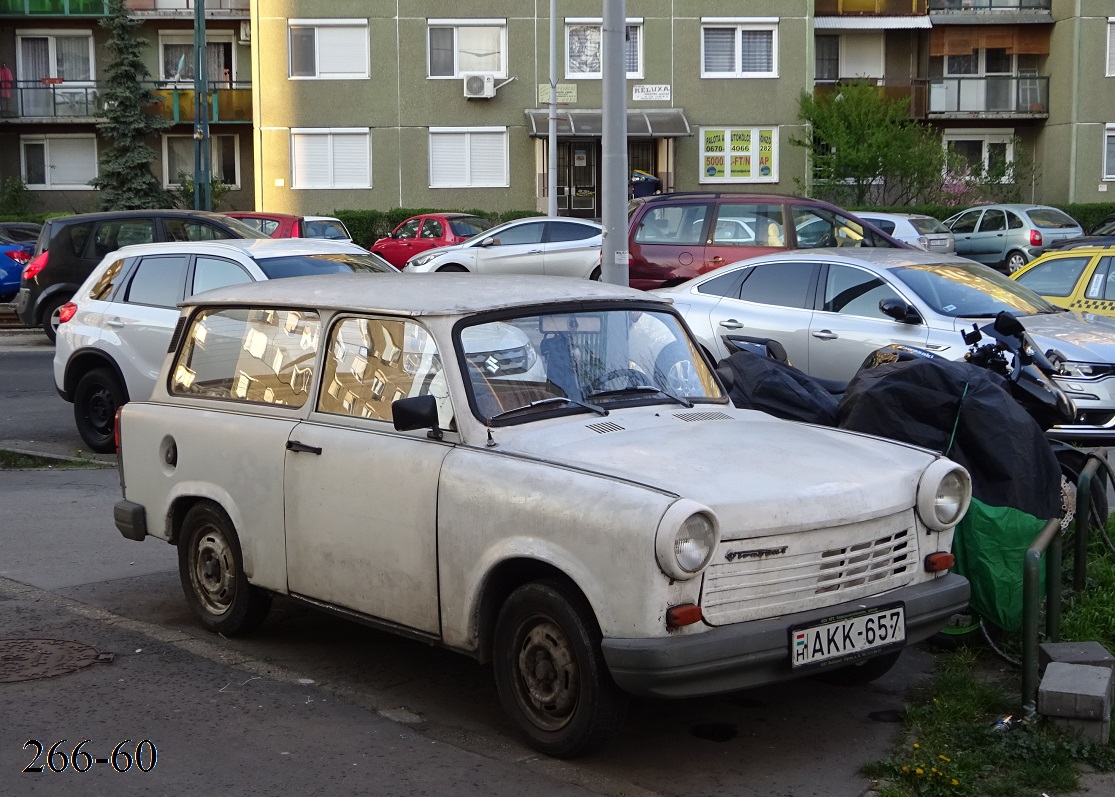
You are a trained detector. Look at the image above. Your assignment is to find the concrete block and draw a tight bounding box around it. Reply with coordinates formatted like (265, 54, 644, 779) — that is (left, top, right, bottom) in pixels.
(1040, 641, 1115, 676)
(1049, 715, 1112, 745)
(1039, 662, 1113, 720)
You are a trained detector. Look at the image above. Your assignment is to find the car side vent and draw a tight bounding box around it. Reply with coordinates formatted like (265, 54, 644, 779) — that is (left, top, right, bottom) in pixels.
(674, 411, 733, 422)
(167, 316, 187, 353)
(587, 421, 625, 434)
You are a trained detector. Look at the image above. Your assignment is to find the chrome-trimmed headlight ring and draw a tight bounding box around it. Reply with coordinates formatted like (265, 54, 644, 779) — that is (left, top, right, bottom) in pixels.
(916, 459, 972, 532)
(655, 499, 720, 581)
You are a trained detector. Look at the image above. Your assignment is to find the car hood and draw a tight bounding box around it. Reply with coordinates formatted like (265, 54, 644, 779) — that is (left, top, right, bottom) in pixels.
(954, 312, 1115, 363)
(498, 408, 937, 534)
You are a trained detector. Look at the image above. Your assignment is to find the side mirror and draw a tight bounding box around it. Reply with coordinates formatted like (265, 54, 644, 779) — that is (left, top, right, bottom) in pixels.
(393, 394, 443, 440)
(992, 311, 1026, 338)
(879, 298, 921, 324)
(480, 237, 498, 247)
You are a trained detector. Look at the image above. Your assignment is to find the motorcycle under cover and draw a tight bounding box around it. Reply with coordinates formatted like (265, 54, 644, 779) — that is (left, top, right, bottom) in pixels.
(837, 358, 1061, 632)
(719, 350, 840, 426)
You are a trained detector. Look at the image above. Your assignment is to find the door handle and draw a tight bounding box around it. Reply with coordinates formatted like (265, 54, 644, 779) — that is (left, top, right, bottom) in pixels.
(709, 256, 725, 264)
(718, 319, 744, 330)
(527, 249, 543, 254)
(286, 440, 322, 455)
(812, 330, 839, 340)
(106, 318, 125, 328)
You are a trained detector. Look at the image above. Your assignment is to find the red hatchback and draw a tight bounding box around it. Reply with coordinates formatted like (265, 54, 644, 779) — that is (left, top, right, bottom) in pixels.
(224, 212, 352, 242)
(371, 213, 493, 268)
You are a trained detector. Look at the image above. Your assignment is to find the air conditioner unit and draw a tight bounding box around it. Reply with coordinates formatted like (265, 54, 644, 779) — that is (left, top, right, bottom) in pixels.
(239, 20, 251, 44)
(463, 74, 496, 99)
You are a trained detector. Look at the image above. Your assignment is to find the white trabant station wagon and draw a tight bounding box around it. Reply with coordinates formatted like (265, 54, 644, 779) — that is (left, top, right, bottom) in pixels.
(113, 273, 971, 756)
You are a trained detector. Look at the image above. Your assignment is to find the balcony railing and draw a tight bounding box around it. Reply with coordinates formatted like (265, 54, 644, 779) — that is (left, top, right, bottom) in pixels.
(0, 0, 247, 14)
(814, 82, 928, 119)
(815, 0, 927, 14)
(926, 75, 1048, 115)
(0, 79, 252, 123)
(928, 0, 1051, 10)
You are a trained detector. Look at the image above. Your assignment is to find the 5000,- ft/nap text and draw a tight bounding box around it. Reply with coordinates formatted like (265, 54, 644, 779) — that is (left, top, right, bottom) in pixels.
(23, 740, 157, 773)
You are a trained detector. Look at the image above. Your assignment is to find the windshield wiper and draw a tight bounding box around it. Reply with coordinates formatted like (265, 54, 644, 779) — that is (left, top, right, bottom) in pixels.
(487, 395, 608, 422)
(585, 385, 694, 408)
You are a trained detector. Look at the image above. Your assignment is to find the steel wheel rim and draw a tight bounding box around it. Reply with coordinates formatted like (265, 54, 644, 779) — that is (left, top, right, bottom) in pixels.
(84, 384, 117, 436)
(192, 528, 236, 616)
(510, 615, 579, 732)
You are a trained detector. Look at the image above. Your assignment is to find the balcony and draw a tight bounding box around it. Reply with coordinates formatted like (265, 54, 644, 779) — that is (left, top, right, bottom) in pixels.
(929, 0, 1050, 9)
(815, 0, 927, 14)
(925, 75, 1048, 117)
(0, 79, 252, 123)
(814, 82, 929, 119)
(0, 0, 247, 15)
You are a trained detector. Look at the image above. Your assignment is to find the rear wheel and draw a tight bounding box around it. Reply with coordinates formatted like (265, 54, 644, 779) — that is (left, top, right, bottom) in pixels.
(493, 580, 627, 757)
(73, 367, 126, 453)
(589, 267, 601, 281)
(40, 295, 69, 343)
(437, 264, 468, 273)
(1005, 250, 1027, 274)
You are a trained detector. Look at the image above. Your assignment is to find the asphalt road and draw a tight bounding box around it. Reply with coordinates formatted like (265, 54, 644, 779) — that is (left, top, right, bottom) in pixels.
(0, 337, 944, 796)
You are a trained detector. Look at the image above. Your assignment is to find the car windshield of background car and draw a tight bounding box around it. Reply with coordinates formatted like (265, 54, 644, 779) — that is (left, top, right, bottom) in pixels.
(257, 253, 398, 278)
(458, 308, 723, 424)
(894, 263, 1059, 318)
(1027, 208, 1080, 229)
(450, 217, 494, 238)
(909, 217, 949, 235)
(305, 220, 350, 239)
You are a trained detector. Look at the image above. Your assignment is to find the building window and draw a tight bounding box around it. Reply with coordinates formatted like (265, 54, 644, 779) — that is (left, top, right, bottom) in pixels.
(1108, 20, 1115, 77)
(698, 127, 777, 184)
(21, 134, 97, 190)
(163, 134, 240, 189)
(815, 35, 838, 82)
(288, 20, 369, 80)
(427, 19, 507, 78)
(1105, 125, 1115, 180)
(701, 21, 777, 78)
(16, 31, 94, 116)
(428, 127, 508, 188)
(160, 31, 235, 85)
(290, 129, 371, 189)
(943, 130, 1013, 180)
(564, 19, 642, 79)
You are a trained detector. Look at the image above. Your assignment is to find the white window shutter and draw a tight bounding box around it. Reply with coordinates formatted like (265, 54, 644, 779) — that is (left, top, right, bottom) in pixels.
(331, 132, 370, 188)
(1109, 23, 1115, 76)
(292, 133, 331, 188)
(703, 28, 736, 74)
(429, 133, 468, 187)
(467, 131, 507, 187)
(317, 26, 368, 78)
(49, 137, 96, 186)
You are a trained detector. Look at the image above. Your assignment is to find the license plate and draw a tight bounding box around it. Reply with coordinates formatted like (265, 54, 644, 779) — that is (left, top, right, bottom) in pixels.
(789, 604, 905, 669)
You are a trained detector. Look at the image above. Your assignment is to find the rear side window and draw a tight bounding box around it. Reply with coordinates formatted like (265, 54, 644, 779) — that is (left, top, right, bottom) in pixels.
(1028, 208, 1079, 229)
(1084, 257, 1115, 300)
(909, 217, 948, 235)
(164, 219, 235, 242)
(87, 258, 126, 301)
(712, 204, 785, 247)
(737, 262, 816, 309)
(124, 255, 189, 307)
(863, 218, 896, 234)
(978, 210, 1006, 233)
(633, 204, 710, 245)
(92, 220, 155, 259)
(546, 221, 597, 243)
(170, 307, 321, 407)
(192, 256, 252, 296)
(233, 217, 278, 235)
(449, 216, 493, 237)
(1015, 257, 1089, 298)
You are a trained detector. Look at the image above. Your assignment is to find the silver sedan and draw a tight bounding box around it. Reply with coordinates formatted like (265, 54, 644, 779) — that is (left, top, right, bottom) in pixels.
(657, 248, 1115, 444)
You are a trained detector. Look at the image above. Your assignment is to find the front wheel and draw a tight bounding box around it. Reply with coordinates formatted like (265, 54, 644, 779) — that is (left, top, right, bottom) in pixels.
(437, 264, 468, 273)
(1005, 250, 1028, 274)
(73, 367, 126, 453)
(178, 502, 271, 636)
(493, 580, 627, 757)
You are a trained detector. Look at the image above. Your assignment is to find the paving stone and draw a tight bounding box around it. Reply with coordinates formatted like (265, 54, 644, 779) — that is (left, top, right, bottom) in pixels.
(1039, 662, 1114, 720)
(1040, 641, 1115, 676)
(1049, 715, 1112, 745)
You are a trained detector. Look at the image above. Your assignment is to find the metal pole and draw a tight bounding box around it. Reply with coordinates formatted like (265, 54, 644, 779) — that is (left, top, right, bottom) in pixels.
(193, 0, 211, 211)
(1022, 518, 1063, 716)
(1073, 455, 1102, 591)
(547, 0, 558, 217)
(600, 0, 627, 285)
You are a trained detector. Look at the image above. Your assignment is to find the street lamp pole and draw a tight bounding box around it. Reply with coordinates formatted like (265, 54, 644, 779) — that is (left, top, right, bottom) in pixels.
(547, 0, 558, 218)
(193, 0, 211, 211)
(600, 0, 628, 285)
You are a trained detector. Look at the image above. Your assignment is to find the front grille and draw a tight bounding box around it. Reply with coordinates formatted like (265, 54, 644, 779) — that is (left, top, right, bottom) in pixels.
(701, 512, 916, 625)
(674, 411, 733, 422)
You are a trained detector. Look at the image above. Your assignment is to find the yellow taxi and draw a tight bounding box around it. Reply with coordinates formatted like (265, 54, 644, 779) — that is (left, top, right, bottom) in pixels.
(1011, 246, 1115, 317)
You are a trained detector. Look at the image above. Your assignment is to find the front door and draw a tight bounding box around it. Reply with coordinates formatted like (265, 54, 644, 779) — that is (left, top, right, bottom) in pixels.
(284, 315, 453, 634)
(473, 219, 547, 274)
(559, 141, 599, 218)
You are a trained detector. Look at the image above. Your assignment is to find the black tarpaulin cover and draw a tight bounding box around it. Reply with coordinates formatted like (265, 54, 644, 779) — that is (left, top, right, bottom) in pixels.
(720, 350, 840, 426)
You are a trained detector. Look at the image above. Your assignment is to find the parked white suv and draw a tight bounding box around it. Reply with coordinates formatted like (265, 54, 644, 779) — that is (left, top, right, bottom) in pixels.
(54, 238, 396, 452)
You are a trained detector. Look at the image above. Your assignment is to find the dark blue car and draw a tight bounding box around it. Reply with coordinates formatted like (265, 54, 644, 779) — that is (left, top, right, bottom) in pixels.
(0, 244, 30, 303)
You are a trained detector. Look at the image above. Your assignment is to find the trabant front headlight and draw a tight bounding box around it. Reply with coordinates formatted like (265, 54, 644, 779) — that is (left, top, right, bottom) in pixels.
(655, 499, 720, 580)
(917, 459, 971, 531)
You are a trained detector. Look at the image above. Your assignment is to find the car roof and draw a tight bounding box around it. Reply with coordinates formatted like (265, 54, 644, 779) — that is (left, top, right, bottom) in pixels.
(225, 211, 302, 222)
(47, 209, 243, 225)
(697, 247, 975, 274)
(110, 238, 370, 260)
(184, 273, 655, 316)
(857, 212, 934, 221)
(303, 215, 345, 223)
(638, 192, 826, 204)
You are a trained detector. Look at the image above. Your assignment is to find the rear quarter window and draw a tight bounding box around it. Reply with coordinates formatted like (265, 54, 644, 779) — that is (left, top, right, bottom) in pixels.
(66, 222, 94, 257)
(87, 258, 127, 301)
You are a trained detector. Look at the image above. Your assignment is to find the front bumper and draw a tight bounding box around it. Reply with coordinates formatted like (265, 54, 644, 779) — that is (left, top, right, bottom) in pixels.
(601, 573, 969, 698)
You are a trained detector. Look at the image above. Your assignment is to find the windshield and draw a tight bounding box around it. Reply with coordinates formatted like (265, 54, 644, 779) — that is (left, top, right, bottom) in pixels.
(257, 253, 397, 279)
(459, 308, 724, 423)
(894, 262, 1059, 318)
(449, 216, 493, 237)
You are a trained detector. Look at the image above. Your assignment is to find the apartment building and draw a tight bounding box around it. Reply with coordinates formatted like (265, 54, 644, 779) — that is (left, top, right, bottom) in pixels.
(0, 0, 254, 212)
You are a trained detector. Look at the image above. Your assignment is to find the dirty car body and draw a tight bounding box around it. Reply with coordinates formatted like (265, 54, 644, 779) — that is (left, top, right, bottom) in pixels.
(113, 273, 970, 756)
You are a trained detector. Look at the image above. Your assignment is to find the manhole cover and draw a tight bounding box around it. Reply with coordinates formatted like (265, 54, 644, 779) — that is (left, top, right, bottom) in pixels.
(0, 639, 114, 683)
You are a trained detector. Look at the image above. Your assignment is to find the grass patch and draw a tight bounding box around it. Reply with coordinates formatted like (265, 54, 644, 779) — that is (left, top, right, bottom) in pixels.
(0, 450, 104, 469)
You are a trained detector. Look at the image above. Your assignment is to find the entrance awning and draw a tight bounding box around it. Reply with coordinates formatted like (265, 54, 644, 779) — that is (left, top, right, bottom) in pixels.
(525, 108, 692, 138)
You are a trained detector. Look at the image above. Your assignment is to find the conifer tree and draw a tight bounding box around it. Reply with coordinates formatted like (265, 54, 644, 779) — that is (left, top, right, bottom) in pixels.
(91, 0, 172, 209)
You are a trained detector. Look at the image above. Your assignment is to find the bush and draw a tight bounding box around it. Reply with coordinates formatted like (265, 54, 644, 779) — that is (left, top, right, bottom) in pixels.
(332, 208, 543, 249)
(0, 178, 36, 217)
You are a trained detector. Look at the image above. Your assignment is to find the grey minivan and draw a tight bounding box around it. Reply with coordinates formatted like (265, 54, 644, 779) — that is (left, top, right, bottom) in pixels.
(943, 204, 1082, 274)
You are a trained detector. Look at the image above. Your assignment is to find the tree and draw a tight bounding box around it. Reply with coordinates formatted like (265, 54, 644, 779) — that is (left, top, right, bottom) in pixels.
(91, 0, 173, 210)
(791, 81, 945, 206)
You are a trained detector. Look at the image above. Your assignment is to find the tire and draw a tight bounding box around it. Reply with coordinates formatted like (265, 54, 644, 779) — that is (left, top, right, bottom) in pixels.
(178, 502, 271, 636)
(40, 294, 69, 343)
(493, 580, 628, 757)
(1005, 250, 1027, 274)
(589, 267, 601, 281)
(812, 651, 901, 686)
(437, 264, 468, 273)
(73, 367, 127, 453)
